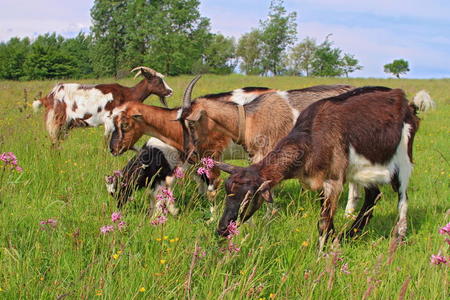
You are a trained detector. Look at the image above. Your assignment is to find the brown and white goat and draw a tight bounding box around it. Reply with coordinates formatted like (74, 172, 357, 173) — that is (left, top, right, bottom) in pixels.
(177, 79, 363, 215)
(105, 80, 276, 192)
(33, 67, 173, 144)
(215, 87, 421, 250)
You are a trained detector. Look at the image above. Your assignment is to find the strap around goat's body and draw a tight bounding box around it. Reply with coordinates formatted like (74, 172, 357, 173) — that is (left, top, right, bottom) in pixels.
(237, 105, 246, 144)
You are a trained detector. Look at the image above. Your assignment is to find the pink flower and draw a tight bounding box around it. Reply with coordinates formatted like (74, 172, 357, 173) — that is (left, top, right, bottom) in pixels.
(227, 241, 240, 253)
(117, 221, 126, 230)
(100, 225, 114, 234)
(430, 254, 447, 265)
(438, 223, 450, 235)
(197, 167, 211, 179)
(201, 157, 215, 169)
(194, 246, 207, 258)
(15, 166, 23, 172)
(341, 263, 351, 274)
(173, 167, 184, 179)
(111, 212, 122, 223)
(113, 170, 123, 177)
(155, 188, 175, 207)
(151, 215, 167, 226)
(39, 218, 58, 229)
(226, 221, 239, 239)
(446, 238, 450, 246)
(1, 152, 22, 172)
(106, 175, 115, 184)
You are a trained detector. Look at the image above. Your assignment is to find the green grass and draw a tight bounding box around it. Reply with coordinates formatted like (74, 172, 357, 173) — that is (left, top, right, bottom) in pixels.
(0, 75, 449, 299)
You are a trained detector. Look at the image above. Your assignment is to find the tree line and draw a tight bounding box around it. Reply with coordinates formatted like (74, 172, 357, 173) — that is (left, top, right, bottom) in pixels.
(0, 0, 367, 80)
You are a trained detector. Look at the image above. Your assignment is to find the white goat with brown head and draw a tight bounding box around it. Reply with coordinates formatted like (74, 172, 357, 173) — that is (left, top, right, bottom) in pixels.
(33, 66, 172, 145)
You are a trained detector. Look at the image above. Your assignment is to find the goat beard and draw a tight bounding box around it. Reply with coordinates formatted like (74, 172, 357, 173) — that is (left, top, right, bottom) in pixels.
(159, 96, 168, 107)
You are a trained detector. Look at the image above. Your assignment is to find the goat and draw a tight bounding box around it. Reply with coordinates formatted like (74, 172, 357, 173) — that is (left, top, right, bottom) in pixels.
(412, 90, 435, 112)
(105, 137, 211, 210)
(177, 78, 364, 216)
(32, 66, 173, 144)
(215, 87, 421, 251)
(105, 80, 276, 193)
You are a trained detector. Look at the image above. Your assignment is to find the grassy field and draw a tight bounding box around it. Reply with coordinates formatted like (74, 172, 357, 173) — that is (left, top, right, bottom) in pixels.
(0, 75, 448, 299)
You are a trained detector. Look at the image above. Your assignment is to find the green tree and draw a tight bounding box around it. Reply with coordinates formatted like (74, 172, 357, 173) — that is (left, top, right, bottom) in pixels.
(144, 0, 211, 75)
(260, 0, 297, 75)
(340, 53, 363, 78)
(384, 59, 410, 78)
(310, 38, 343, 77)
(236, 29, 264, 75)
(0, 37, 30, 80)
(22, 33, 77, 80)
(202, 34, 236, 74)
(61, 33, 94, 78)
(286, 37, 317, 76)
(90, 0, 128, 77)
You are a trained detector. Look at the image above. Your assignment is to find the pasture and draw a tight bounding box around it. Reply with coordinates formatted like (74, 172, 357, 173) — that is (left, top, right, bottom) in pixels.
(0, 75, 448, 299)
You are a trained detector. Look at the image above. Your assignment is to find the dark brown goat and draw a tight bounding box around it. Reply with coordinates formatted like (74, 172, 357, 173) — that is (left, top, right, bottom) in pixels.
(215, 87, 420, 250)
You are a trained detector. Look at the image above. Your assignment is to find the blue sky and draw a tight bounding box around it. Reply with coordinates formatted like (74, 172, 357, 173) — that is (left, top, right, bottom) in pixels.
(1, 0, 449, 78)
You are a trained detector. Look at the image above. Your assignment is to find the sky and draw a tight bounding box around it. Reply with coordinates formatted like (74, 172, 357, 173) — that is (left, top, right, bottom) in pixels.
(1, 0, 449, 78)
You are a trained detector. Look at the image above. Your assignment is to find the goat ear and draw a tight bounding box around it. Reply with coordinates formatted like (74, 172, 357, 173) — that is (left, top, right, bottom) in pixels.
(132, 114, 143, 121)
(215, 161, 242, 174)
(185, 109, 204, 122)
(259, 180, 273, 203)
(261, 189, 273, 203)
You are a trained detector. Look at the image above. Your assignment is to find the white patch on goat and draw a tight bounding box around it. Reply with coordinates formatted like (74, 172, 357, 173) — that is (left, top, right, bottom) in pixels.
(277, 91, 299, 126)
(347, 123, 412, 188)
(32, 100, 42, 112)
(162, 79, 173, 95)
(146, 138, 181, 169)
(413, 90, 435, 112)
(45, 109, 59, 141)
(176, 108, 182, 120)
(52, 83, 114, 127)
(104, 106, 125, 136)
(231, 89, 261, 105)
(344, 182, 361, 217)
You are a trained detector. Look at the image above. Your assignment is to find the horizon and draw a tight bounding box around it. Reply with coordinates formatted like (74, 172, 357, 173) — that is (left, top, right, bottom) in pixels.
(1, 0, 449, 79)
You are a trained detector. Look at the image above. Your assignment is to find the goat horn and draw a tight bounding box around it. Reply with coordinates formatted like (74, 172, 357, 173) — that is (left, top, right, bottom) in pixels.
(214, 161, 242, 174)
(131, 66, 165, 78)
(182, 75, 202, 109)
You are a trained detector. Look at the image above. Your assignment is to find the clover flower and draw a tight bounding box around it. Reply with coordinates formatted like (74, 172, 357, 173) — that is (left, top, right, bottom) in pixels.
(111, 212, 122, 223)
(173, 167, 184, 179)
(438, 223, 450, 235)
(430, 254, 447, 265)
(151, 215, 167, 226)
(100, 225, 114, 234)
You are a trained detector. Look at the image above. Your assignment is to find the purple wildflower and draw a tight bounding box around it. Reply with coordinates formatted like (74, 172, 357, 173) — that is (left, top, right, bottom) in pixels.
(151, 215, 167, 226)
(106, 175, 115, 184)
(100, 225, 114, 234)
(39, 218, 58, 229)
(430, 254, 447, 265)
(201, 157, 215, 169)
(117, 221, 127, 230)
(173, 167, 184, 179)
(341, 263, 351, 274)
(113, 170, 123, 177)
(438, 222, 450, 235)
(226, 221, 239, 239)
(111, 212, 122, 223)
(0, 152, 22, 172)
(226, 241, 241, 253)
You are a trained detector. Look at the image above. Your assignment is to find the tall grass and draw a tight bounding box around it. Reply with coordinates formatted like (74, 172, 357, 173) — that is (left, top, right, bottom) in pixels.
(0, 75, 448, 299)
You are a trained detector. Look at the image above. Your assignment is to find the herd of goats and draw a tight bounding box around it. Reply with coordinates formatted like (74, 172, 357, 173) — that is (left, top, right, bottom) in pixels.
(32, 66, 436, 249)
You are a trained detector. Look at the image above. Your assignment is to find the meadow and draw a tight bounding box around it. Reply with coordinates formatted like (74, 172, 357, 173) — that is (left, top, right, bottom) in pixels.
(0, 75, 448, 299)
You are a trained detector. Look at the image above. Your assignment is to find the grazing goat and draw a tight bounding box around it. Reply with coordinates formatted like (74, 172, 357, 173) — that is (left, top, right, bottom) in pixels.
(105, 81, 276, 192)
(177, 78, 364, 215)
(105, 137, 211, 210)
(412, 90, 435, 112)
(32, 67, 173, 144)
(215, 87, 421, 250)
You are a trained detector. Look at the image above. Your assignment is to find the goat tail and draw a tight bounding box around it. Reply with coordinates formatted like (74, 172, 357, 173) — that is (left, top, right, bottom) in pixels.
(32, 99, 43, 112)
(412, 90, 436, 112)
